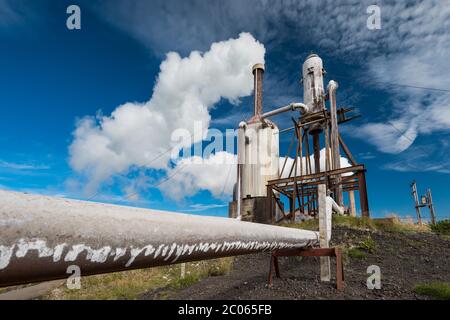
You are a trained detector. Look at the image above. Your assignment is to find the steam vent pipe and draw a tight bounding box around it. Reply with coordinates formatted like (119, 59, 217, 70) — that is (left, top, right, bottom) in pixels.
(253, 63, 264, 116)
(0, 190, 319, 287)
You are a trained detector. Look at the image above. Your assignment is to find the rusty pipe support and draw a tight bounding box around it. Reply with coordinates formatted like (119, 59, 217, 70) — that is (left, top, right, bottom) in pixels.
(0, 190, 319, 287)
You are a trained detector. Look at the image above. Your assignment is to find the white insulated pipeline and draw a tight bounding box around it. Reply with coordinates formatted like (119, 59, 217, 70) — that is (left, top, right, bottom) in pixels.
(0, 190, 319, 287)
(260, 102, 309, 119)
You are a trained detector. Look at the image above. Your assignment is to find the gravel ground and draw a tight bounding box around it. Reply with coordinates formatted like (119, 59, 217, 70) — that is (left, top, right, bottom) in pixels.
(141, 226, 450, 300)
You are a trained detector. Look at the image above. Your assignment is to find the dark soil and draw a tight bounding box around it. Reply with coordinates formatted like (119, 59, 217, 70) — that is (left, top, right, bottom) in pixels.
(141, 226, 450, 300)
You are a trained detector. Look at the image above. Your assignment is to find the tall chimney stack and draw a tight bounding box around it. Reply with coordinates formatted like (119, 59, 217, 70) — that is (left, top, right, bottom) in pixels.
(252, 63, 265, 116)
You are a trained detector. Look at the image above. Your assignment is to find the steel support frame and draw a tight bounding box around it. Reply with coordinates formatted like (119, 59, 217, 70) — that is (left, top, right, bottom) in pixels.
(267, 165, 370, 221)
(267, 247, 344, 291)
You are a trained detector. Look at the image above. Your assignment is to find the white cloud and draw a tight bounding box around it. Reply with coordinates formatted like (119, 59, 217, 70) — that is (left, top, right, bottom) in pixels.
(383, 141, 450, 174)
(0, 0, 23, 26)
(354, 45, 450, 153)
(351, 121, 417, 154)
(95, 0, 450, 157)
(0, 160, 49, 171)
(159, 151, 237, 201)
(69, 0, 450, 195)
(94, 0, 269, 56)
(160, 148, 353, 201)
(0, 0, 40, 28)
(280, 148, 353, 178)
(69, 33, 265, 193)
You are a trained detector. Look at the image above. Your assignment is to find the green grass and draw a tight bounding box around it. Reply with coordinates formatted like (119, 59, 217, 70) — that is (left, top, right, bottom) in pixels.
(333, 215, 374, 229)
(346, 248, 367, 259)
(413, 282, 450, 300)
(431, 220, 450, 236)
(282, 215, 430, 234)
(43, 257, 234, 300)
(358, 236, 377, 253)
(280, 219, 318, 231)
(343, 236, 376, 260)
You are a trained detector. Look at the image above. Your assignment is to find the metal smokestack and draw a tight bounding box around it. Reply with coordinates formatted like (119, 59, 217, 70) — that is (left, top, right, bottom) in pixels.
(252, 63, 265, 116)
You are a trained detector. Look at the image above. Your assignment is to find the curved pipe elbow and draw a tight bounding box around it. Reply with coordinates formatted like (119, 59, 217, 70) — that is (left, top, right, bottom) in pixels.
(290, 102, 309, 114)
(238, 121, 247, 129)
(327, 80, 339, 93)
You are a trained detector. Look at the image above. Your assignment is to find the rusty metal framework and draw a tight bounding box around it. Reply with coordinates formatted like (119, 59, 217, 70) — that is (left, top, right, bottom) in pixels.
(410, 181, 436, 225)
(266, 108, 370, 223)
(268, 247, 344, 291)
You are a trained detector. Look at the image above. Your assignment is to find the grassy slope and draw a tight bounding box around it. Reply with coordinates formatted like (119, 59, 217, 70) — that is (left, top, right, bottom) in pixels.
(284, 215, 450, 299)
(281, 215, 431, 233)
(413, 282, 450, 300)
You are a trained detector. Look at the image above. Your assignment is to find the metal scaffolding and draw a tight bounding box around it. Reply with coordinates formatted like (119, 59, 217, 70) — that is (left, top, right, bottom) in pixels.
(267, 106, 369, 223)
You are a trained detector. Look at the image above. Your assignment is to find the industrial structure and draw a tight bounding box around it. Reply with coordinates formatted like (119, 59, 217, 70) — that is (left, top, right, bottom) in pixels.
(410, 181, 436, 225)
(0, 54, 360, 291)
(230, 54, 370, 223)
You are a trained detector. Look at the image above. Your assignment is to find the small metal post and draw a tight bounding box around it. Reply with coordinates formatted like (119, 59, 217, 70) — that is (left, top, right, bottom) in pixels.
(313, 132, 321, 173)
(411, 181, 422, 225)
(359, 171, 370, 217)
(335, 248, 344, 291)
(348, 190, 357, 217)
(318, 184, 331, 282)
(427, 189, 436, 225)
(267, 185, 274, 224)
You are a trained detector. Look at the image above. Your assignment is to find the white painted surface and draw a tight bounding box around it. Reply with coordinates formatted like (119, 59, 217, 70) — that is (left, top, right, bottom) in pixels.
(318, 184, 331, 282)
(240, 121, 279, 198)
(0, 190, 318, 285)
(302, 54, 325, 113)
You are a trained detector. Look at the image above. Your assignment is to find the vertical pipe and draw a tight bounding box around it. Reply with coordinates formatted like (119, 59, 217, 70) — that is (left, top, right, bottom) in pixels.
(313, 133, 321, 173)
(267, 185, 274, 224)
(305, 131, 312, 175)
(237, 122, 247, 217)
(411, 181, 422, 225)
(348, 190, 357, 217)
(427, 189, 436, 225)
(252, 64, 265, 116)
(328, 80, 343, 205)
(318, 184, 331, 282)
(299, 127, 304, 176)
(324, 122, 330, 172)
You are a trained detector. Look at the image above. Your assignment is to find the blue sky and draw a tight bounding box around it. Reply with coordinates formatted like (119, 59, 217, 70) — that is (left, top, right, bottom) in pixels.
(0, 0, 449, 220)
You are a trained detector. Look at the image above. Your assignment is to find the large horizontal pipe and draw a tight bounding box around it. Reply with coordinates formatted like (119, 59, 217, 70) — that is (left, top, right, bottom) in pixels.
(261, 102, 309, 119)
(0, 190, 318, 287)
